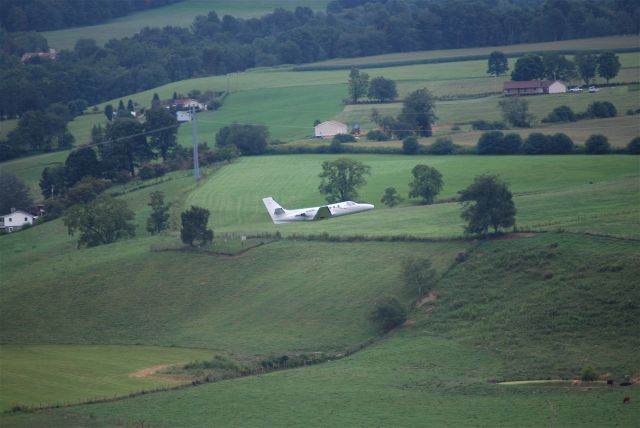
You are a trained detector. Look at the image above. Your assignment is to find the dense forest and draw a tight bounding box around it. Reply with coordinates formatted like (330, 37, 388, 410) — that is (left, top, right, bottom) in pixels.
(0, 0, 184, 32)
(0, 0, 638, 119)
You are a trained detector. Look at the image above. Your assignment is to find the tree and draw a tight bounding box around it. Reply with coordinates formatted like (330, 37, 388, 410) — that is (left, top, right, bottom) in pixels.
(367, 76, 397, 102)
(399, 88, 437, 137)
(402, 136, 419, 154)
(402, 257, 436, 298)
(522, 133, 549, 155)
(477, 131, 522, 154)
(381, 187, 402, 208)
(487, 51, 509, 76)
(586, 101, 617, 118)
(63, 194, 136, 248)
(511, 55, 544, 81)
(100, 118, 153, 177)
(0, 173, 33, 214)
(151, 93, 161, 109)
(216, 123, 268, 155)
(104, 104, 114, 121)
(369, 297, 407, 332)
(628, 137, 640, 155)
(145, 107, 178, 161)
(408, 164, 443, 204)
(318, 158, 371, 203)
(146, 191, 170, 234)
(64, 146, 101, 187)
(575, 53, 598, 86)
(585, 134, 610, 154)
(40, 166, 67, 200)
(498, 96, 532, 127)
(348, 68, 369, 103)
(459, 175, 516, 237)
(547, 133, 574, 154)
(542, 54, 576, 81)
(543, 105, 576, 123)
(180, 206, 213, 246)
(597, 52, 620, 84)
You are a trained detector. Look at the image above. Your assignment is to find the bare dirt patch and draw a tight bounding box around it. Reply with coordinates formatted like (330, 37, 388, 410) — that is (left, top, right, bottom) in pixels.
(494, 232, 537, 241)
(129, 363, 189, 382)
(416, 289, 438, 308)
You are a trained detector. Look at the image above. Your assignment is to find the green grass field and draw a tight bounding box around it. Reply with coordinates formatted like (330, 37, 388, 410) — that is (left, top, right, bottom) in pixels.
(185, 154, 640, 238)
(42, 0, 329, 49)
(0, 345, 214, 411)
(4, 233, 637, 427)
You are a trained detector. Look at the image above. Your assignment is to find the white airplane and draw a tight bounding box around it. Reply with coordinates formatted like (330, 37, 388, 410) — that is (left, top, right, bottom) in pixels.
(262, 197, 374, 224)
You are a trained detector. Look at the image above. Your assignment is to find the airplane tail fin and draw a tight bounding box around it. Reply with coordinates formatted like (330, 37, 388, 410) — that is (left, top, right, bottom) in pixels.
(262, 197, 287, 224)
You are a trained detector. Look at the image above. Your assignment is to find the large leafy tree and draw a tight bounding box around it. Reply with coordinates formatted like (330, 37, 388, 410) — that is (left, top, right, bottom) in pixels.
(597, 52, 621, 84)
(511, 55, 544, 81)
(146, 191, 171, 235)
(180, 206, 213, 247)
(498, 97, 532, 128)
(402, 257, 436, 298)
(459, 175, 516, 237)
(63, 194, 136, 248)
(318, 158, 371, 203)
(348, 68, 369, 103)
(367, 76, 397, 102)
(216, 123, 268, 155)
(575, 53, 599, 86)
(487, 51, 509, 76)
(408, 164, 443, 204)
(145, 107, 178, 161)
(100, 118, 153, 177)
(542, 54, 577, 81)
(39, 166, 67, 200)
(64, 146, 101, 187)
(399, 88, 437, 137)
(0, 172, 33, 214)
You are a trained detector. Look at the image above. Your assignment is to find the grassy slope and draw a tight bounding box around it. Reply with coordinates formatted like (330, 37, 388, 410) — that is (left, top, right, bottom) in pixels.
(42, 0, 329, 49)
(0, 345, 213, 411)
(7, 234, 638, 427)
(185, 154, 640, 238)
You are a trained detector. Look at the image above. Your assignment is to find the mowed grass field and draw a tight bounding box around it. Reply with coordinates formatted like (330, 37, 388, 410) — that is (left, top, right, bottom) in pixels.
(185, 154, 640, 238)
(42, 0, 329, 49)
(0, 345, 214, 411)
(4, 233, 638, 427)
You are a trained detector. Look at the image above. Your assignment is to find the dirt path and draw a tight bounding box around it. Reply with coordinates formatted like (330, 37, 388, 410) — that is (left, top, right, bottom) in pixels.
(129, 363, 179, 379)
(494, 232, 537, 240)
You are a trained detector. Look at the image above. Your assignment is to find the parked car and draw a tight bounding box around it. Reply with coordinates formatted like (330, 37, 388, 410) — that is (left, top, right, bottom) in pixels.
(588, 86, 600, 93)
(569, 86, 583, 92)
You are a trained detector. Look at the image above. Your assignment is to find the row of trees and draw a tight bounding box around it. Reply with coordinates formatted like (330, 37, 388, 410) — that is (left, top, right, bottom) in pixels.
(2, 0, 182, 32)
(348, 68, 398, 103)
(2, 0, 638, 118)
(494, 51, 622, 85)
(370, 88, 437, 139)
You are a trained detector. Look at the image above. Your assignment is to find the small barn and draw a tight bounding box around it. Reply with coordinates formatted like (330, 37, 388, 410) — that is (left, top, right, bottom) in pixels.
(503, 80, 566, 96)
(314, 120, 348, 138)
(0, 209, 36, 232)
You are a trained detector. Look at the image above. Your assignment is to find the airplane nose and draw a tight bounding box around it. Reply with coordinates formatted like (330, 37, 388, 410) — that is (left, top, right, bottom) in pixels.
(365, 204, 374, 210)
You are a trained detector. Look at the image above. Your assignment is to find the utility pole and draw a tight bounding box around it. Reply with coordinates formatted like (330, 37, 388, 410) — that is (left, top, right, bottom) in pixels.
(191, 106, 200, 181)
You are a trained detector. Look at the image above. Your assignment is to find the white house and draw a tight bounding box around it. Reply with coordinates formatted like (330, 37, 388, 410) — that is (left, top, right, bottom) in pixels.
(174, 98, 206, 111)
(0, 210, 36, 233)
(547, 81, 567, 94)
(314, 120, 348, 138)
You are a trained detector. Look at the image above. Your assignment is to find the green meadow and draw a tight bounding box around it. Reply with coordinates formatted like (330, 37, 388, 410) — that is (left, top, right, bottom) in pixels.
(42, 0, 329, 50)
(186, 154, 640, 238)
(3, 234, 638, 427)
(0, 345, 213, 411)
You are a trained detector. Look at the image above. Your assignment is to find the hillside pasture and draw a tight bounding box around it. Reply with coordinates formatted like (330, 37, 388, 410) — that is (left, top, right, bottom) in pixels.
(42, 0, 329, 50)
(185, 154, 640, 238)
(0, 345, 213, 411)
(8, 234, 638, 426)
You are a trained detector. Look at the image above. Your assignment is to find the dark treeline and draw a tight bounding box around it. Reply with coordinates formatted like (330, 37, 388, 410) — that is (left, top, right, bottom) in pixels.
(1, 0, 184, 32)
(1, 0, 638, 119)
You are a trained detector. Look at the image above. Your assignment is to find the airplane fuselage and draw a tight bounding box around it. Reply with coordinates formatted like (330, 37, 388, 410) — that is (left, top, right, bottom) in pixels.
(263, 197, 374, 224)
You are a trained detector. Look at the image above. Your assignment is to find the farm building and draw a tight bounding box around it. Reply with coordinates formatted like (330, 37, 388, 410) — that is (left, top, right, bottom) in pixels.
(174, 98, 206, 111)
(0, 209, 36, 233)
(503, 80, 566, 96)
(314, 120, 348, 138)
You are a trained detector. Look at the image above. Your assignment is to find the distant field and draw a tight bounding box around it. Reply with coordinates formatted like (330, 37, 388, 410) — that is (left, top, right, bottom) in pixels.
(186, 154, 640, 238)
(6, 233, 637, 427)
(0, 345, 213, 411)
(42, 0, 329, 49)
(306, 35, 640, 68)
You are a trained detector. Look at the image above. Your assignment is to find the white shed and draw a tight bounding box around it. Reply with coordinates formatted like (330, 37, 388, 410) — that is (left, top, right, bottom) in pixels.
(0, 210, 36, 232)
(314, 120, 348, 138)
(548, 81, 567, 94)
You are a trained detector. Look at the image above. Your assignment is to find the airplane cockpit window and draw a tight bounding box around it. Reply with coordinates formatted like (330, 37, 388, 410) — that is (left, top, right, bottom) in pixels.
(346, 201, 355, 206)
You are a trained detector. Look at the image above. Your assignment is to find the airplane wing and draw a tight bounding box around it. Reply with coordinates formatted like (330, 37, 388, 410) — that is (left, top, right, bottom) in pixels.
(313, 206, 332, 220)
